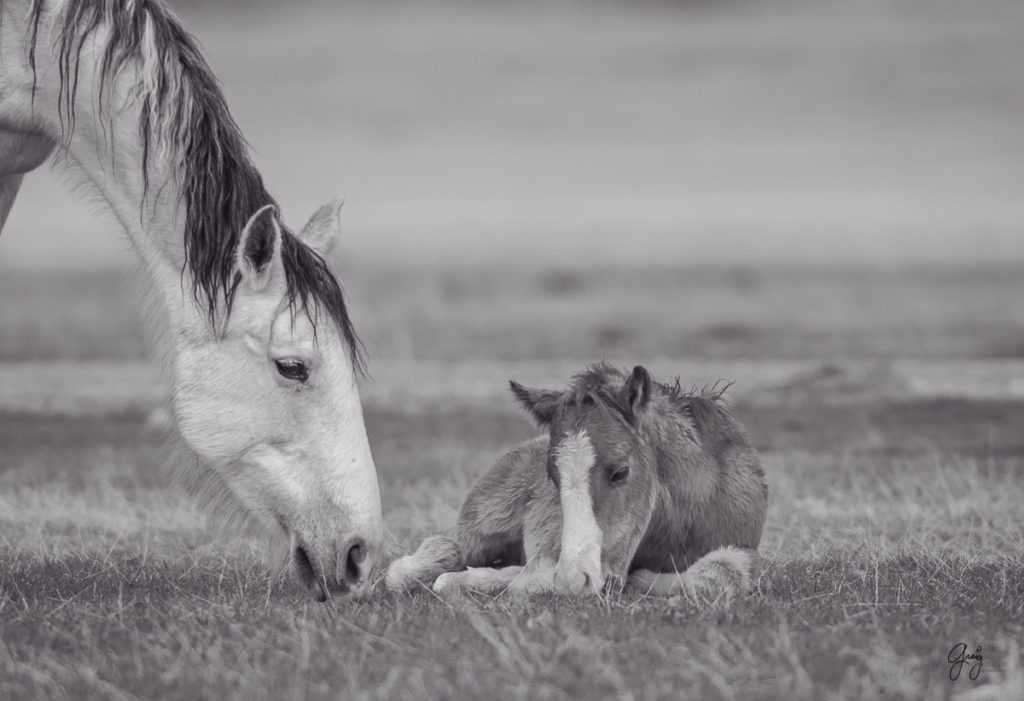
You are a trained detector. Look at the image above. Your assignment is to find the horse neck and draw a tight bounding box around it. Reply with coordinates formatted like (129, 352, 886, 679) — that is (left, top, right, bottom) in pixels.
(7, 1, 190, 304)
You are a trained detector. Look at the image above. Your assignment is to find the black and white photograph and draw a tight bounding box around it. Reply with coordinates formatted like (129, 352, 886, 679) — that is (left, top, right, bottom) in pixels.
(0, 0, 1022, 698)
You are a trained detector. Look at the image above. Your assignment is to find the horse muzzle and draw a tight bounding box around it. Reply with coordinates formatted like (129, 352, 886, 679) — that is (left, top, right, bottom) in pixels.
(292, 533, 379, 601)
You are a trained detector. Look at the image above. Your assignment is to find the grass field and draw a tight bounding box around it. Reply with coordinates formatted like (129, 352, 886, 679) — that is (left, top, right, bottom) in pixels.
(2, 266, 1024, 700)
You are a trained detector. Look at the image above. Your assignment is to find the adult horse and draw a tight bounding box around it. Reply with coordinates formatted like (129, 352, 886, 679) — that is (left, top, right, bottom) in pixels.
(0, 0, 381, 600)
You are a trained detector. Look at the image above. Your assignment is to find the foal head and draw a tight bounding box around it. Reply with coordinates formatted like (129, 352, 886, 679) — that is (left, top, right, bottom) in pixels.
(511, 364, 660, 594)
(169, 200, 382, 600)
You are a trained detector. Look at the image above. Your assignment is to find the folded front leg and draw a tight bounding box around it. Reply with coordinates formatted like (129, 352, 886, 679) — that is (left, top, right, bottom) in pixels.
(433, 565, 525, 595)
(626, 547, 755, 602)
(433, 555, 558, 596)
(385, 535, 462, 592)
(504, 557, 558, 596)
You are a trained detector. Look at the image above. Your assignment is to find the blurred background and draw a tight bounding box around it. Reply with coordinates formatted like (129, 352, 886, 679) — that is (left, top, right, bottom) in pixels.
(1, 0, 1022, 364)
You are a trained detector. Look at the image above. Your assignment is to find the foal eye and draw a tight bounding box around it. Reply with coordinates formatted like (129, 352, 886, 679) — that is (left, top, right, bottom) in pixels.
(274, 358, 309, 382)
(609, 465, 630, 485)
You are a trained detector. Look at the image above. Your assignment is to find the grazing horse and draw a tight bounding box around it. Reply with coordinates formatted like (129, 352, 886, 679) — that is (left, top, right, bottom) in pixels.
(0, 0, 382, 599)
(387, 364, 768, 599)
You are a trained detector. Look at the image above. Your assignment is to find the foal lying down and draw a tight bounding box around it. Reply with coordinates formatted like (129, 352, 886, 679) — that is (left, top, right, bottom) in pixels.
(387, 363, 768, 600)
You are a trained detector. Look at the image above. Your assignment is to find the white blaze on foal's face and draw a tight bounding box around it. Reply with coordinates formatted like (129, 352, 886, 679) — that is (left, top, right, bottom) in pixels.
(554, 430, 605, 594)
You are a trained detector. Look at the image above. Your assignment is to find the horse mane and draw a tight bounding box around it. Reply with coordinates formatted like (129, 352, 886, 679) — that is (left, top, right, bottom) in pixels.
(26, 0, 363, 370)
(565, 362, 736, 439)
(664, 377, 736, 437)
(565, 362, 631, 416)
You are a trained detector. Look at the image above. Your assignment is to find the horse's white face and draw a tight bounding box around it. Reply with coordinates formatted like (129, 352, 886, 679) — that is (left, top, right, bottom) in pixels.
(171, 201, 382, 600)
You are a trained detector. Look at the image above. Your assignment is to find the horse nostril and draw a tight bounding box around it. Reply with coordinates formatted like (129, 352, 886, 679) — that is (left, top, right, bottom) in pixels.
(343, 537, 366, 585)
(580, 572, 591, 592)
(294, 545, 326, 602)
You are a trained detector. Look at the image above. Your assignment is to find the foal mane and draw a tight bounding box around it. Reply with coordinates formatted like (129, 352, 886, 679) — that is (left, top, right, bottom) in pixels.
(565, 363, 630, 414)
(567, 363, 736, 438)
(25, 0, 363, 369)
(664, 377, 736, 436)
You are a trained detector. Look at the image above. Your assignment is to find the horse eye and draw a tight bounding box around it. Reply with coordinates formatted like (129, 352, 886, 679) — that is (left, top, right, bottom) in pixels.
(609, 465, 630, 485)
(274, 358, 309, 382)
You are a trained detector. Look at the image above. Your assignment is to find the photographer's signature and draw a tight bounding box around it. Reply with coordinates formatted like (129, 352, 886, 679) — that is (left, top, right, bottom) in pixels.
(948, 643, 983, 681)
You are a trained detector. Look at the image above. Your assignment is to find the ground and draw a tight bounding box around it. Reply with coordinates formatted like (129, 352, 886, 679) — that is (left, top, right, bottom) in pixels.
(2, 266, 1023, 701)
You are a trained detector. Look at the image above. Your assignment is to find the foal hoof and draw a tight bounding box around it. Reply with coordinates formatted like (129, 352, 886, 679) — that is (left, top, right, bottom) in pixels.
(506, 568, 556, 597)
(384, 555, 419, 592)
(432, 572, 463, 595)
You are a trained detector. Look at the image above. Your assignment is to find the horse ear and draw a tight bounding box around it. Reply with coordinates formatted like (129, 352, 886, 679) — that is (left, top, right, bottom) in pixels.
(236, 204, 282, 291)
(624, 365, 651, 417)
(509, 380, 560, 426)
(298, 197, 343, 256)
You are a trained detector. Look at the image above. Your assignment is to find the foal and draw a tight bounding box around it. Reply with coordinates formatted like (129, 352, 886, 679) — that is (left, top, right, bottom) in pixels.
(387, 364, 768, 599)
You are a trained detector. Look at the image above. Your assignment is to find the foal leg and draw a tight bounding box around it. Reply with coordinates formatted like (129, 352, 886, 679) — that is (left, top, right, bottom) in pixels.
(385, 519, 526, 594)
(385, 504, 527, 593)
(456, 436, 546, 570)
(432, 479, 559, 598)
(503, 485, 562, 595)
(385, 535, 462, 592)
(386, 439, 545, 593)
(434, 555, 558, 596)
(627, 547, 757, 602)
(433, 565, 525, 595)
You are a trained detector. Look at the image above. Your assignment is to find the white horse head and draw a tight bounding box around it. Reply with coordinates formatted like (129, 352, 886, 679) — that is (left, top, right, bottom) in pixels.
(0, 0, 386, 600)
(170, 200, 382, 600)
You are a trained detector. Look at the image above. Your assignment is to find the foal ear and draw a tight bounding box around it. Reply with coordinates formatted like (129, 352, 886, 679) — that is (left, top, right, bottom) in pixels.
(624, 365, 652, 417)
(236, 204, 282, 291)
(509, 380, 561, 426)
(298, 197, 344, 256)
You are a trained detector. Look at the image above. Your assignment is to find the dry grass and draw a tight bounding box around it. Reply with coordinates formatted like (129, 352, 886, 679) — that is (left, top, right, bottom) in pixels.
(2, 385, 1023, 699)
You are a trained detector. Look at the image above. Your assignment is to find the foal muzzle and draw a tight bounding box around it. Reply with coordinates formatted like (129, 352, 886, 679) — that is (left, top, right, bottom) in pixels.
(554, 542, 605, 595)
